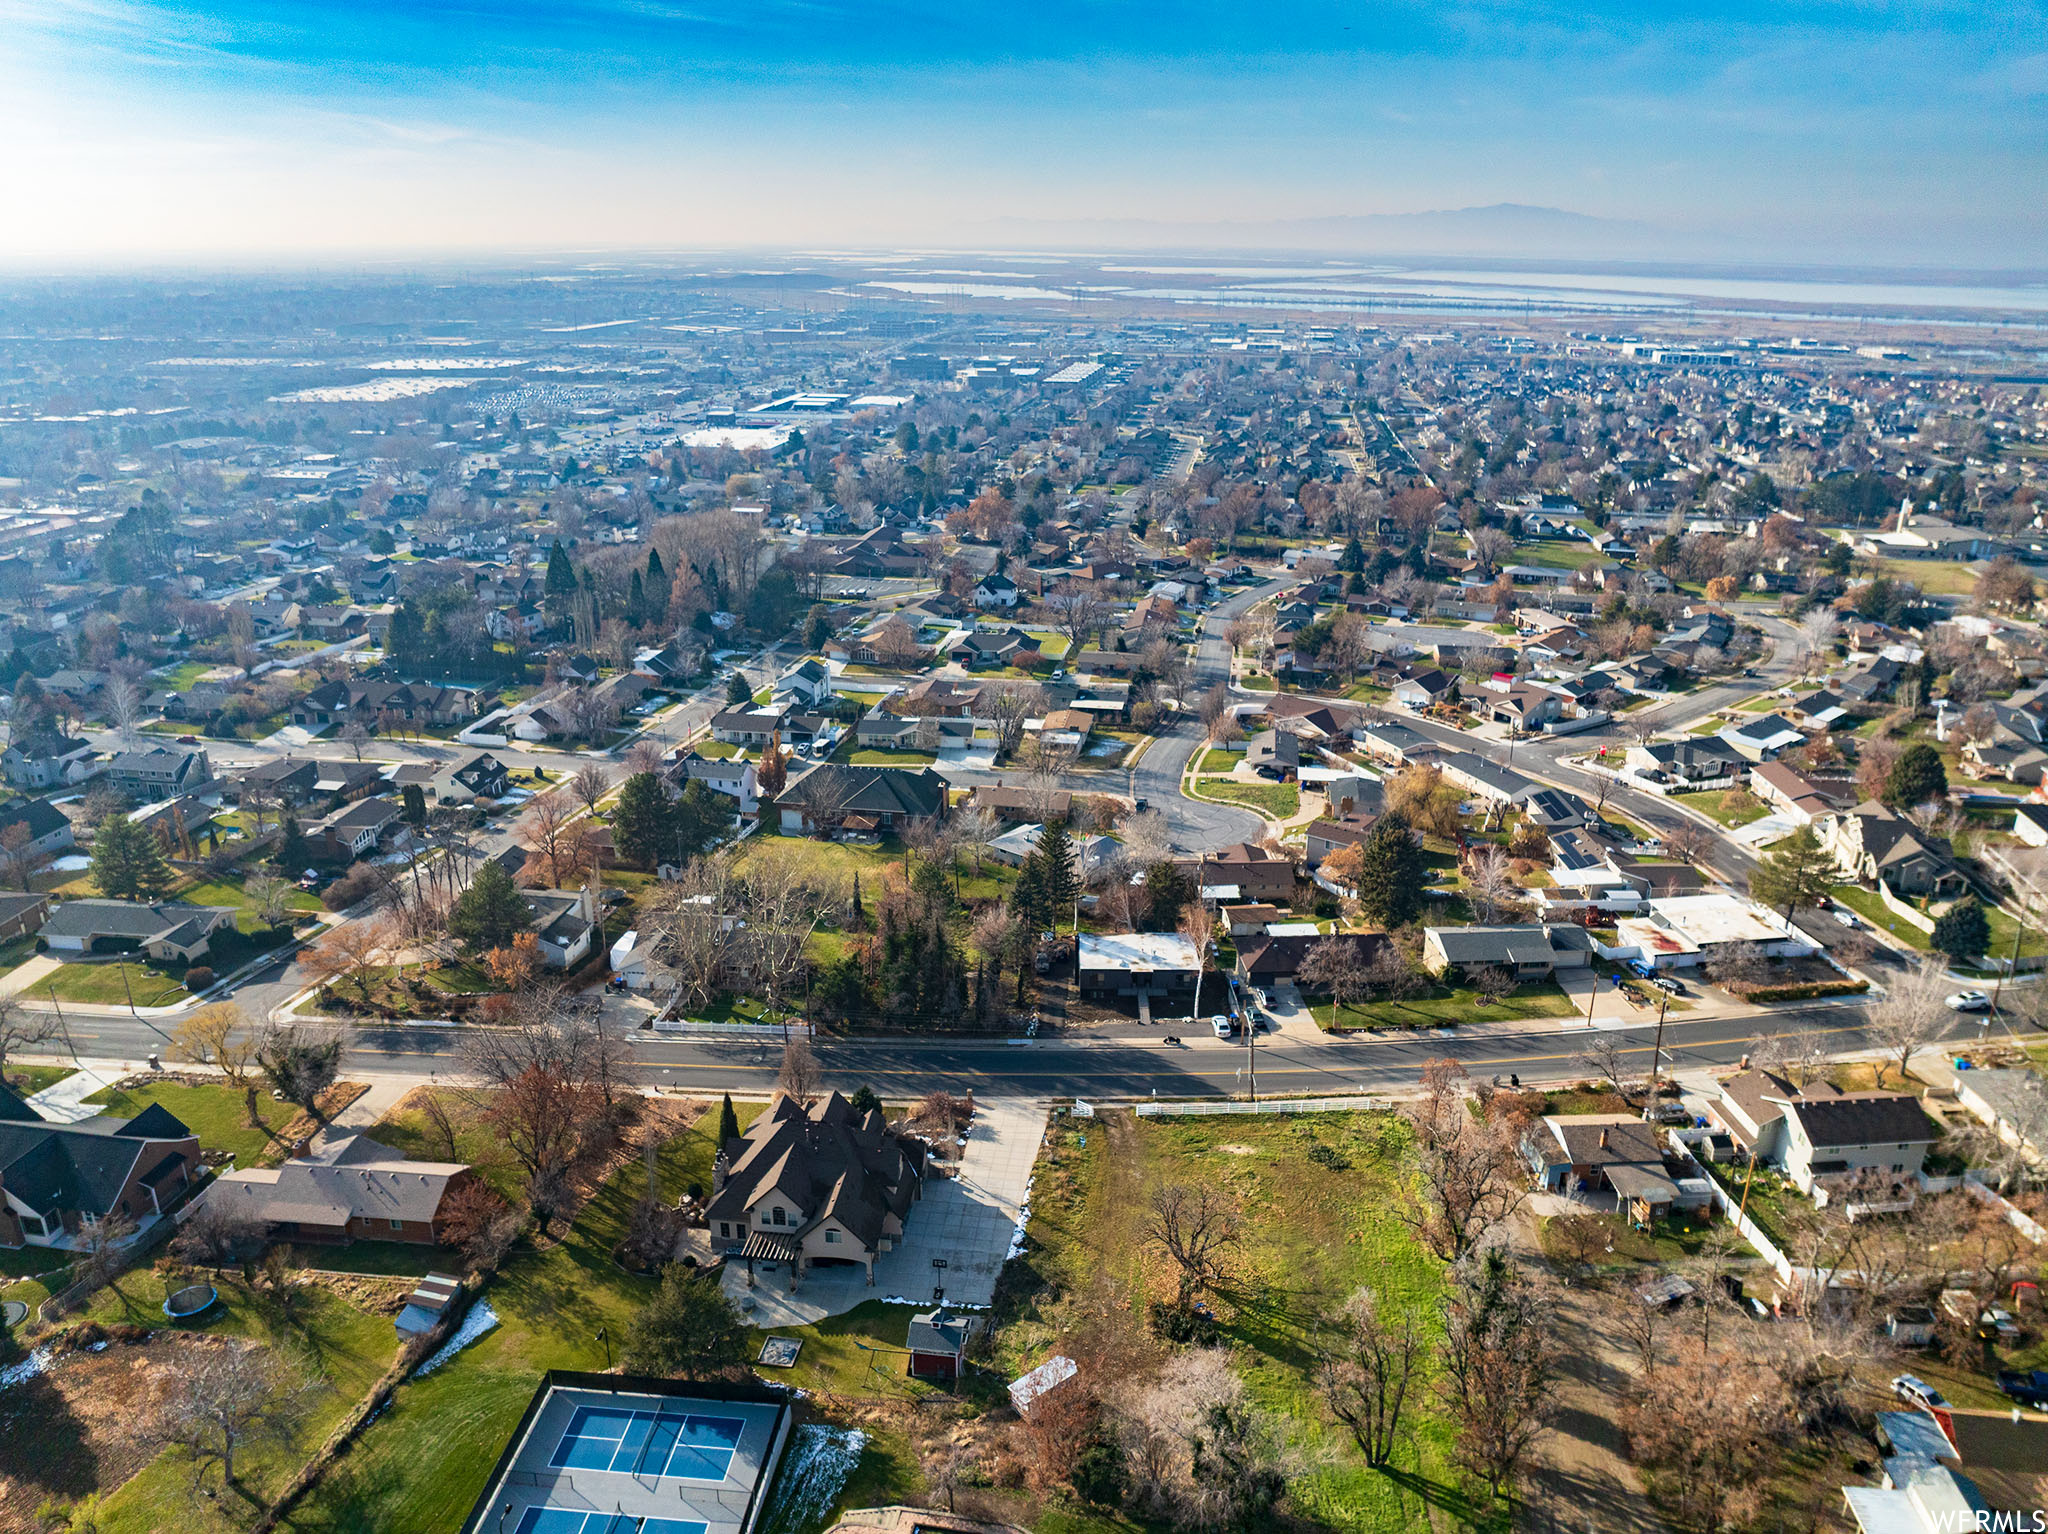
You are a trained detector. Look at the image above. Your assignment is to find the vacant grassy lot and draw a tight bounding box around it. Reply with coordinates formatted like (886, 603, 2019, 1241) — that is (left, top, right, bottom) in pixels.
(283, 1100, 760, 1534)
(85, 1078, 303, 1167)
(1191, 780, 1299, 819)
(995, 1108, 1504, 1531)
(1314, 977, 1574, 1030)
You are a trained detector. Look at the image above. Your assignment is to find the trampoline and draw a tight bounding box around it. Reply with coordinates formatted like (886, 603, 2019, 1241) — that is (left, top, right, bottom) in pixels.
(548, 1407, 744, 1484)
(1, 1300, 26, 1329)
(514, 1513, 706, 1534)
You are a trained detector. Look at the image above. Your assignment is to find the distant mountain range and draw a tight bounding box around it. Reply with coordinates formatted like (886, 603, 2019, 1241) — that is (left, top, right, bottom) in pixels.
(988, 203, 1673, 258)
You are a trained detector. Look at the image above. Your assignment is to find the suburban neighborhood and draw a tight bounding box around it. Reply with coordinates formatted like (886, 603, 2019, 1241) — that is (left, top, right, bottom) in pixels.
(0, 267, 2042, 1534)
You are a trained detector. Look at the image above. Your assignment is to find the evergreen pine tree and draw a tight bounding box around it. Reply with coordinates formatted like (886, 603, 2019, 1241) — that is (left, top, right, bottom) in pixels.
(848, 872, 865, 930)
(629, 568, 646, 626)
(1012, 853, 1054, 934)
(1340, 534, 1366, 573)
(400, 783, 427, 828)
(90, 813, 175, 902)
(278, 814, 310, 872)
(545, 539, 577, 598)
(1749, 824, 1836, 920)
(449, 860, 533, 951)
(1354, 814, 1424, 929)
(1035, 820, 1079, 923)
(611, 771, 679, 870)
(1884, 743, 1948, 811)
(716, 1092, 740, 1149)
(1931, 898, 1991, 963)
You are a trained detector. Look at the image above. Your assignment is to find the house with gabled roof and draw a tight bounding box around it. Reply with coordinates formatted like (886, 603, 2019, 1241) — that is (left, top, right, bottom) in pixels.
(772, 764, 949, 838)
(1815, 802, 1965, 897)
(706, 1091, 927, 1288)
(207, 1127, 477, 1247)
(0, 1082, 201, 1249)
(38, 898, 238, 963)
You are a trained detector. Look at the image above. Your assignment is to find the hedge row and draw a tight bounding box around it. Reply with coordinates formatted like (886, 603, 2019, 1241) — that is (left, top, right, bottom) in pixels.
(1737, 978, 1871, 1003)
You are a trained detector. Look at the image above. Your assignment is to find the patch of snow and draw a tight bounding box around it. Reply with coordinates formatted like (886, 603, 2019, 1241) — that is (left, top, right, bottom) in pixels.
(0, 1348, 53, 1389)
(757, 1424, 865, 1534)
(50, 855, 91, 872)
(411, 1300, 498, 1378)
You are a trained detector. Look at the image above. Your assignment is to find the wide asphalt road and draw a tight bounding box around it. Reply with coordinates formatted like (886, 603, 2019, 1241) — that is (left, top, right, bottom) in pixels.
(42, 994, 1976, 1101)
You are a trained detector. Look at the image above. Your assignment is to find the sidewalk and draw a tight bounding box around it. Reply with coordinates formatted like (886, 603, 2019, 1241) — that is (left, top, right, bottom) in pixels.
(22, 1057, 152, 1123)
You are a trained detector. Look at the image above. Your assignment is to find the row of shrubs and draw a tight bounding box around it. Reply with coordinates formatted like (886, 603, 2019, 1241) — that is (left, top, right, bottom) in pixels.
(1731, 978, 1871, 1003)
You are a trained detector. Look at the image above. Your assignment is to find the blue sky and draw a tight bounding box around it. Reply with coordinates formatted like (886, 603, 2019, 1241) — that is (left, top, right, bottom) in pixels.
(1, 0, 2042, 263)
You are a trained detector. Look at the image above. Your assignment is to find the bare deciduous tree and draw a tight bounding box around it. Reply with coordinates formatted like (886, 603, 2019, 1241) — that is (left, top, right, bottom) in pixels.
(1317, 1287, 1421, 1468)
(1465, 846, 1520, 925)
(1438, 1252, 1557, 1500)
(777, 1034, 821, 1106)
(1146, 1184, 1241, 1310)
(159, 1343, 320, 1489)
(0, 995, 59, 1083)
(568, 762, 614, 816)
(1866, 957, 1953, 1087)
(1403, 1058, 1531, 1262)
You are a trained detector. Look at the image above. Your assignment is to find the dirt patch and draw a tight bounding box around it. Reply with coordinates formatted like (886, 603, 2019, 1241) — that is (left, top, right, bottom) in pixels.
(297, 1271, 414, 1316)
(0, 1331, 230, 1532)
(1215, 1143, 1261, 1156)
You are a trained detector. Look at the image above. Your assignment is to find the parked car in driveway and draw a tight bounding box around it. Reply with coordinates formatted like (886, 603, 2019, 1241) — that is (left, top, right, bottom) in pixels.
(1891, 1374, 1948, 1409)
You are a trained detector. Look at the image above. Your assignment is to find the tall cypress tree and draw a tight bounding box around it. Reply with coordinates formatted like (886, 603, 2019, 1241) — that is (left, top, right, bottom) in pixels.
(1354, 814, 1424, 930)
(544, 539, 577, 600)
(1035, 821, 1079, 921)
(628, 568, 646, 626)
(716, 1093, 740, 1148)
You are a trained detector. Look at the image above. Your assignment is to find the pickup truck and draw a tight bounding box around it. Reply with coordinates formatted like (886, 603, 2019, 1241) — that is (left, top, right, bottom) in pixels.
(1997, 1368, 2048, 1408)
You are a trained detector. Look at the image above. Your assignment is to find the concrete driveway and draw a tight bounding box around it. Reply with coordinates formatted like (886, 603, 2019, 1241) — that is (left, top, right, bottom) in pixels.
(728, 1097, 1047, 1327)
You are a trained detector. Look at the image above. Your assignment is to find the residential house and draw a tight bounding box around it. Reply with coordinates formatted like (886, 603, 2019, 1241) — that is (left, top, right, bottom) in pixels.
(1219, 902, 1286, 938)
(521, 886, 604, 970)
(1237, 931, 1391, 989)
(1422, 923, 1594, 980)
(706, 1091, 927, 1288)
(1718, 713, 1806, 763)
(1243, 728, 1302, 780)
(1077, 931, 1202, 1003)
(104, 745, 212, 801)
(1706, 1068, 1937, 1194)
(313, 796, 403, 863)
(292, 680, 480, 731)
(773, 764, 950, 838)
(1815, 802, 1965, 896)
(1839, 657, 1905, 707)
(437, 752, 511, 802)
(1520, 787, 1592, 831)
(1304, 813, 1379, 872)
(1750, 761, 1840, 824)
(974, 571, 1020, 609)
(0, 893, 50, 941)
(1523, 1115, 1713, 1222)
(1625, 736, 1744, 784)
(1435, 750, 1539, 806)
(2, 730, 97, 790)
(0, 799, 74, 860)
(37, 899, 237, 962)
(0, 1084, 201, 1249)
(957, 628, 1041, 670)
(1785, 689, 1850, 731)
(775, 657, 835, 708)
(207, 1128, 477, 1246)
(674, 750, 760, 814)
(967, 785, 1072, 824)
(1614, 893, 1819, 971)
(1193, 843, 1297, 902)
(1392, 670, 1456, 711)
(1486, 683, 1566, 732)
(1357, 722, 1438, 766)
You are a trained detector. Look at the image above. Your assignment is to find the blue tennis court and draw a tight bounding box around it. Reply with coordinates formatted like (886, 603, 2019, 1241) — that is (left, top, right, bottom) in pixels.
(513, 1512, 707, 1534)
(548, 1406, 747, 1483)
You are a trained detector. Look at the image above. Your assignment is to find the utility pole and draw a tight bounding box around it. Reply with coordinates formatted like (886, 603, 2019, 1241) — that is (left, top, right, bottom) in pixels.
(45, 985, 79, 1065)
(1991, 898, 2028, 1017)
(1641, 988, 1670, 1118)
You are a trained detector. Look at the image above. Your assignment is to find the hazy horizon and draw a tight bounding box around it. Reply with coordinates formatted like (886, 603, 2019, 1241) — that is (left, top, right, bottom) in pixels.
(3, 1, 2044, 268)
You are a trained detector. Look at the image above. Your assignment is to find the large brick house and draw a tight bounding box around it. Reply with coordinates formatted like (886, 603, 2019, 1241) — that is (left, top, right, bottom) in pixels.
(0, 1084, 201, 1248)
(207, 1129, 477, 1246)
(707, 1092, 927, 1288)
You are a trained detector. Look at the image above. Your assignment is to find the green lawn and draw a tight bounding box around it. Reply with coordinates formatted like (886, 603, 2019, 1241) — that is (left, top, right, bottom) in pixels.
(1692, 788, 1771, 829)
(178, 870, 326, 914)
(691, 739, 743, 759)
(1829, 885, 1932, 950)
(2, 1063, 75, 1097)
(35, 960, 193, 1007)
(829, 739, 938, 767)
(995, 1109, 1506, 1531)
(1979, 902, 2048, 961)
(370, 1088, 528, 1202)
(85, 1078, 302, 1166)
(1190, 780, 1299, 819)
(1198, 748, 1243, 773)
(0, 933, 40, 970)
(1313, 977, 1575, 1030)
(1536, 1209, 1729, 1271)
(1240, 672, 1278, 691)
(82, 1276, 400, 1534)
(283, 1101, 763, 1534)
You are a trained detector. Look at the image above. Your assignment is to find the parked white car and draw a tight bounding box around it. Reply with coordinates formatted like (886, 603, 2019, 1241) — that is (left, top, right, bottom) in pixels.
(1210, 1015, 1236, 1039)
